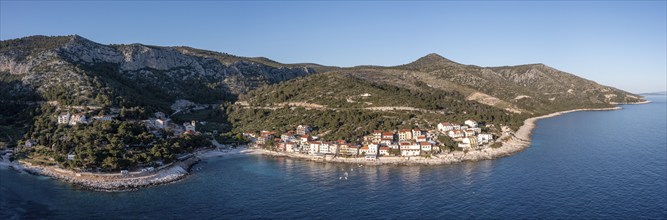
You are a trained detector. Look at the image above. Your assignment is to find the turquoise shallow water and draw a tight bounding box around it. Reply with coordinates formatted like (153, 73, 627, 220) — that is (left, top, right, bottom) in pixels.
(1, 96, 666, 219)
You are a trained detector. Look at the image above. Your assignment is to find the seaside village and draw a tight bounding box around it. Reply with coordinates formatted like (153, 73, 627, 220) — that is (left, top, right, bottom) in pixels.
(52, 109, 499, 162)
(246, 120, 497, 160)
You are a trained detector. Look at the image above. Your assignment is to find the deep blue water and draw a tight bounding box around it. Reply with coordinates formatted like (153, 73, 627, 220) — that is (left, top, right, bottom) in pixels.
(2, 96, 666, 219)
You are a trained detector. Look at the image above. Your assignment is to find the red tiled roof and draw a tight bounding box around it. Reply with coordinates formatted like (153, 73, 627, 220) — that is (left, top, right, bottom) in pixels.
(260, 131, 276, 135)
(379, 147, 390, 150)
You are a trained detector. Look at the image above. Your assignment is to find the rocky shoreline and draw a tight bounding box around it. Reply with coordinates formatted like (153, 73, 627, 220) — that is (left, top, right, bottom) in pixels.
(14, 157, 201, 192)
(0, 105, 636, 191)
(0, 147, 258, 192)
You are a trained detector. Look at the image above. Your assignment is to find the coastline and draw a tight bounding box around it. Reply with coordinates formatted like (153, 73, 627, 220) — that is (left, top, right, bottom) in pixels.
(611, 100, 652, 105)
(254, 106, 624, 165)
(0, 103, 646, 191)
(0, 148, 254, 192)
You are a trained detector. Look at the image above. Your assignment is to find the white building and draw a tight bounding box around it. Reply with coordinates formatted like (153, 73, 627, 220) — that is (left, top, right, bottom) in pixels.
(366, 144, 379, 156)
(477, 134, 493, 144)
(379, 147, 390, 156)
(448, 130, 464, 138)
(184, 120, 196, 132)
(411, 129, 423, 140)
(67, 153, 76, 160)
(380, 138, 393, 146)
(463, 129, 476, 137)
(296, 125, 311, 135)
(359, 146, 369, 155)
(419, 142, 432, 152)
(69, 114, 87, 125)
(319, 142, 331, 154)
(155, 119, 168, 129)
(415, 135, 427, 142)
(458, 137, 478, 149)
(309, 141, 322, 155)
(281, 132, 296, 142)
(440, 123, 462, 131)
(300, 143, 311, 154)
(398, 129, 413, 142)
(299, 135, 311, 145)
(464, 120, 478, 128)
(400, 143, 421, 156)
(58, 113, 71, 124)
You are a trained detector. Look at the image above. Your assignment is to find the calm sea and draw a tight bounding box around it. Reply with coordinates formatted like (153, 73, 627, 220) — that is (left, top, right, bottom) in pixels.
(1, 96, 666, 219)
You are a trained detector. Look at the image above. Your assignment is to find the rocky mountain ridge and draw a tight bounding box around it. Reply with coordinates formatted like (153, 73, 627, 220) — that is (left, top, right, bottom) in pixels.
(1, 35, 644, 114)
(1, 35, 321, 109)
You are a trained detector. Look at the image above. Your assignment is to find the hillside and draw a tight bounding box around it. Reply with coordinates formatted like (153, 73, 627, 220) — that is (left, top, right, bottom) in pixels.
(393, 53, 643, 114)
(230, 72, 520, 140)
(0, 35, 646, 170)
(0, 35, 325, 109)
(231, 53, 644, 139)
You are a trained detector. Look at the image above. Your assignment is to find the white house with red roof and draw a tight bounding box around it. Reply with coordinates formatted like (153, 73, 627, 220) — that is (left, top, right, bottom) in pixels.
(379, 147, 390, 156)
(416, 135, 427, 142)
(463, 129, 476, 137)
(448, 130, 464, 138)
(437, 122, 456, 132)
(419, 142, 432, 152)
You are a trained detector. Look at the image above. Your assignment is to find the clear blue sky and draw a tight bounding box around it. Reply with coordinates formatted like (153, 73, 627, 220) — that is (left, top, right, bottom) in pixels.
(1, 1, 665, 93)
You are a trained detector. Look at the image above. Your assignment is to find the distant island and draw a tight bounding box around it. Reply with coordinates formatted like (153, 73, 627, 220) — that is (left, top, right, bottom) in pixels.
(639, 91, 667, 96)
(0, 35, 648, 191)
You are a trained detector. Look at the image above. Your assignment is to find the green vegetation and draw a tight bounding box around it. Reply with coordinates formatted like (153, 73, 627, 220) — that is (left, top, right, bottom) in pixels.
(14, 105, 211, 171)
(0, 35, 72, 61)
(75, 62, 237, 111)
(230, 73, 527, 140)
